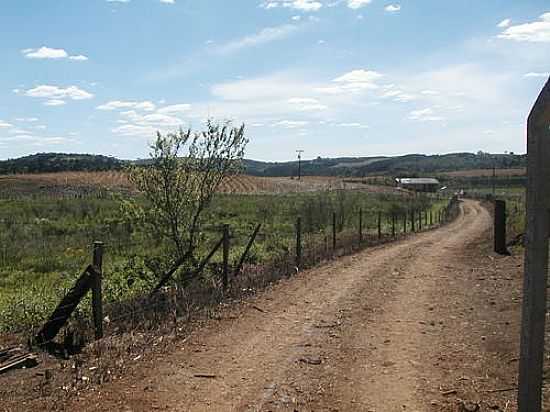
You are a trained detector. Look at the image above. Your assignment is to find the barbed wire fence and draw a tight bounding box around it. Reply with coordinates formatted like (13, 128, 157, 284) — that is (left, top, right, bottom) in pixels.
(2, 195, 460, 351)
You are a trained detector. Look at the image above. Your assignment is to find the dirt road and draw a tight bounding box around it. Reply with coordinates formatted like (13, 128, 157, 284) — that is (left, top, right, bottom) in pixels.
(68, 199, 522, 411)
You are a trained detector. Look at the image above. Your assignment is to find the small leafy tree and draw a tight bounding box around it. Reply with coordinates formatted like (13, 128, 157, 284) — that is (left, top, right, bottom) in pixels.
(124, 120, 247, 278)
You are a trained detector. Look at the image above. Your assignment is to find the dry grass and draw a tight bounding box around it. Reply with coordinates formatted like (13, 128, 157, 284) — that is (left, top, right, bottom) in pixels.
(0, 171, 402, 196)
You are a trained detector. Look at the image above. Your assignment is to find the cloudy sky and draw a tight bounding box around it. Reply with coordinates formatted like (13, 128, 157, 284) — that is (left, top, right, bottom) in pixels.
(0, 1, 549, 161)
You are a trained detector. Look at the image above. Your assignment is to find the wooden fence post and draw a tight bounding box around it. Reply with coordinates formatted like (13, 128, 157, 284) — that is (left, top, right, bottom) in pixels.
(359, 208, 363, 244)
(418, 210, 422, 231)
(377, 211, 382, 240)
(518, 77, 550, 412)
(403, 212, 407, 234)
(430, 211, 433, 226)
(332, 212, 337, 251)
(91, 241, 103, 340)
(494, 200, 508, 255)
(411, 210, 416, 232)
(233, 223, 261, 278)
(391, 214, 396, 238)
(222, 224, 230, 291)
(296, 217, 302, 268)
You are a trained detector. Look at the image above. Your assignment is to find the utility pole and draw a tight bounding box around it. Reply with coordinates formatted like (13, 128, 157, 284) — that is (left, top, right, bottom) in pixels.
(296, 150, 304, 180)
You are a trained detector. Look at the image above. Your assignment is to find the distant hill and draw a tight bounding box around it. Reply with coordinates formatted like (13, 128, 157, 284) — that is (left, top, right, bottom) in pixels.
(353, 152, 526, 177)
(0, 152, 527, 177)
(243, 156, 388, 177)
(0, 153, 124, 175)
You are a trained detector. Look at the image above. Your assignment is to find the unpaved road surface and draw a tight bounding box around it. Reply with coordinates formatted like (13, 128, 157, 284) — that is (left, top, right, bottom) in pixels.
(65, 199, 522, 411)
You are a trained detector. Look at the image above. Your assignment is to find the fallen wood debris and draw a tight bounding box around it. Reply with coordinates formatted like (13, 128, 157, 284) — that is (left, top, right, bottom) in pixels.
(0, 346, 24, 363)
(299, 356, 322, 365)
(193, 373, 217, 379)
(251, 305, 266, 313)
(0, 353, 38, 375)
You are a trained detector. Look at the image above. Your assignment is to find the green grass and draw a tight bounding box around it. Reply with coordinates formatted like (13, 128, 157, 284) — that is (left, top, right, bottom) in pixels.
(0, 190, 449, 333)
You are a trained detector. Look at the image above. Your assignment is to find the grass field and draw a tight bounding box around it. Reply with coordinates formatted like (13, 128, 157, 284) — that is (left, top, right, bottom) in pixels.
(0, 172, 448, 334)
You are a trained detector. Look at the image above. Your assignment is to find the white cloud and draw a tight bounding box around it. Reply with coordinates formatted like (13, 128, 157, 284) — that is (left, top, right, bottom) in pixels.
(8, 128, 31, 135)
(69, 55, 89, 61)
(138, 113, 183, 127)
(420, 90, 439, 96)
(216, 24, 301, 54)
(96, 100, 156, 111)
(408, 108, 444, 122)
(407, 64, 510, 106)
(22, 46, 88, 61)
(497, 18, 511, 28)
(0, 120, 12, 128)
(157, 104, 192, 114)
(212, 74, 312, 101)
(273, 120, 310, 128)
(44, 100, 67, 106)
(338, 122, 369, 128)
(25, 85, 94, 101)
(498, 12, 550, 43)
(117, 109, 184, 129)
(347, 0, 371, 10)
(0, 134, 77, 146)
(22, 47, 68, 59)
(524, 72, 550, 78)
(261, 0, 322, 12)
(393, 93, 417, 103)
(15, 117, 38, 122)
(159, 0, 175, 3)
(112, 124, 156, 137)
(108, 101, 194, 138)
(385, 4, 401, 12)
(332, 69, 383, 92)
(288, 97, 328, 111)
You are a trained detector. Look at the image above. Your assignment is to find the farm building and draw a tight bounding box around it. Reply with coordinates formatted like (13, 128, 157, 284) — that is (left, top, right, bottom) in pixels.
(396, 178, 440, 192)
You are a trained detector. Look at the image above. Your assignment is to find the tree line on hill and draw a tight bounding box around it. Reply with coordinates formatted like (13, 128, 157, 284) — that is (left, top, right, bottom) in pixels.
(0, 153, 124, 175)
(0, 151, 526, 177)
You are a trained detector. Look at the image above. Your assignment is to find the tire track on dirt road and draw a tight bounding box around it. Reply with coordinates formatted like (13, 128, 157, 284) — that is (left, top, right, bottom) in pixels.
(71, 199, 492, 411)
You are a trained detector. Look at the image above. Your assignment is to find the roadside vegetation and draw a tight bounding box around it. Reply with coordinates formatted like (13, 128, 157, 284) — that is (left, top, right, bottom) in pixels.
(0, 121, 464, 337)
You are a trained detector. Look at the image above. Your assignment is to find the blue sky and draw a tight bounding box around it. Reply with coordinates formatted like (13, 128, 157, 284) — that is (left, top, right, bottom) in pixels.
(0, 0, 548, 161)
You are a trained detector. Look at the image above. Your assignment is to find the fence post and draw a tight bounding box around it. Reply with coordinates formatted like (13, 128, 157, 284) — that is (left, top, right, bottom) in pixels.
(377, 211, 382, 240)
(411, 210, 416, 232)
(332, 212, 337, 251)
(296, 217, 302, 268)
(494, 200, 508, 255)
(418, 210, 422, 230)
(430, 211, 433, 226)
(517, 77, 550, 412)
(359, 208, 363, 244)
(403, 212, 407, 234)
(391, 214, 396, 238)
(222, 224, 230, 290)
(91, 241, 104, 340)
